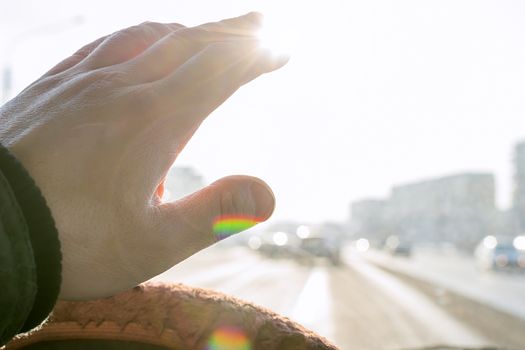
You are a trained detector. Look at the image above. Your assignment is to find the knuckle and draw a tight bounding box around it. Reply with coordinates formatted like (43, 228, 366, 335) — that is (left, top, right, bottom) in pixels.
(32, 74, 63, 91)
(127, 21, 171, 44)
(114, 21, 170, 44)
(139, 20, 156, 26)
(70, 69, 101, 89)
(140, 21, 170, 35)
(167, 23, 185, 31)
(67, 70, 103, 96)
(121, 26, 146, 42)
(14, 75, 58, 100)
(110, 26, 151, 52)
(68, 69, 128, 98)
(97, 69, 130, 87)
(75, 36, 106, 57)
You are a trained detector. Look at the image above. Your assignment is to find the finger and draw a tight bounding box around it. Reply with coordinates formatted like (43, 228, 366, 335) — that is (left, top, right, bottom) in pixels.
(80, 22, 185, 71)
(124, 41, 287, 195)
(124, 41, 287, 193)
(44, 35, 108, 76)
(122, 12, 264, 84)
(155, 40, 288, 130)
(142, 176, 275, 275)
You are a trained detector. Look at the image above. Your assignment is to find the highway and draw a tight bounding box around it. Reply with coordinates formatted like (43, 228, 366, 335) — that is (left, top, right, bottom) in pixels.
(364, 246, 525, 320)
(152, 243, 525, 350)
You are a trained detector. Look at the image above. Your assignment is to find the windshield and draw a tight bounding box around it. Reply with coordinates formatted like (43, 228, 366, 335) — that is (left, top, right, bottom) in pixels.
(494, 246, 518, 253)
(2, 1, 525, 349)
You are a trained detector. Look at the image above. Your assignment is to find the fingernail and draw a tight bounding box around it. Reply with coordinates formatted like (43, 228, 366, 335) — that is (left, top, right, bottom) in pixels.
(249, 180, 275, 220)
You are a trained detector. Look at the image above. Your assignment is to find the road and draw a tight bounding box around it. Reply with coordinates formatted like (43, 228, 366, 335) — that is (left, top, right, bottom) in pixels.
(363, 245, 525, 320)
(152, 243, 525, 350)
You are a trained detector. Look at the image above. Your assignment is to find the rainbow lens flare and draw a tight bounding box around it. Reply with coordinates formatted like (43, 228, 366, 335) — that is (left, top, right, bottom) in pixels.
(207, 326, 251, 350)
(213, 215, 262, 240)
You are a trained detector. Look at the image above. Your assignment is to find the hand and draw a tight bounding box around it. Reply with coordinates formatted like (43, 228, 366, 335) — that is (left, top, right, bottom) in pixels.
(0, 13, 286, 300)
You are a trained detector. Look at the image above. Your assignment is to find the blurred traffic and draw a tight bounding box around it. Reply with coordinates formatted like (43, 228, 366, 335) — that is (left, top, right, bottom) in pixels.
(246, 225, 342, 266)
(153, 138, 525, 349)
(240, 223, 525, 276)
(155, 232, 525, 350)
(475, 235, 525, 271)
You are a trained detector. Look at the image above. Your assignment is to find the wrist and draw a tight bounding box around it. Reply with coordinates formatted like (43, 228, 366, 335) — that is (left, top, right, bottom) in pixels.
(0, 144, 62, 332)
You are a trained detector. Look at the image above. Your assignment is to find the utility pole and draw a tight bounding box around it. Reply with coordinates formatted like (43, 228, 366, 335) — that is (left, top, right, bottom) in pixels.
(1, 66, 11, 103)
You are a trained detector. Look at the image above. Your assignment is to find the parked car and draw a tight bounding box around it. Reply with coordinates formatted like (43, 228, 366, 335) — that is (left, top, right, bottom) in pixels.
(385, 235, 412, 257)
(255, 231, 296, 258)
(475, 235, 525, 271)
(298, 235, 341, 266)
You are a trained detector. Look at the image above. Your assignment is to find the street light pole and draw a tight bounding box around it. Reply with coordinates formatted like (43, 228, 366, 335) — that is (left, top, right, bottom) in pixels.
(1, 66, 12, 104)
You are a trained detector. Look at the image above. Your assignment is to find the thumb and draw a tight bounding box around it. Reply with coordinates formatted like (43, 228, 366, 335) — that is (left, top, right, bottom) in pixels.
(148, 175, 275, 270)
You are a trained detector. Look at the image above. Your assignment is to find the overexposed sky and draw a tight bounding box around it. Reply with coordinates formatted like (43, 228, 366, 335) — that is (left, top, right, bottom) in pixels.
(1, 0, 525, 223)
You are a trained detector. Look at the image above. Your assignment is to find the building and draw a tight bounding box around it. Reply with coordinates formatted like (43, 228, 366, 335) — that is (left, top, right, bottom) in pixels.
(350, 173, 498, 250)
(387, 173, 496, 248)
(349, 199, 389, 243)
(513, 141, 525, 233)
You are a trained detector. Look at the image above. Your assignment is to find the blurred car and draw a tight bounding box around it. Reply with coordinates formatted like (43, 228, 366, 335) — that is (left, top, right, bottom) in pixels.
(252, 231, 296, 258)
(385, 235, 412, 257)
(475, 235, 525, 271)
(298, 235, 341, 266)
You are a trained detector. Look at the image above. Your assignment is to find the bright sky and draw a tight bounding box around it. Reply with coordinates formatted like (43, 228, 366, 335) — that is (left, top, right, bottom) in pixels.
(1, 0, 525, 224)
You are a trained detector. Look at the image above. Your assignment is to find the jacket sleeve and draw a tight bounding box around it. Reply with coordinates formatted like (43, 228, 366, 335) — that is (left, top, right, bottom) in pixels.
(0, 145, 61, 346)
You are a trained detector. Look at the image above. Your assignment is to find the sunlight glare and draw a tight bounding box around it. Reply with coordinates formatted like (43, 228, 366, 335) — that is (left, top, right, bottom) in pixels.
(514, 236, 525, 250)
(248, 235, 262, 250)
(296, 225, 310, 239)
(356, 238, 370, 252)
(483, 235, 498, 249)
(257, 14, 294, 57)
(273, 231, 288, 246)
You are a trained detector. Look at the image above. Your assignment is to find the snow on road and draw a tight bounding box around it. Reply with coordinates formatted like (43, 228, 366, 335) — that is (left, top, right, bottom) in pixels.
(291, 268, 334, 342)
(152, 245, 497, 349)
(350, 258, 488, 347)
(361, 246, 525, 320)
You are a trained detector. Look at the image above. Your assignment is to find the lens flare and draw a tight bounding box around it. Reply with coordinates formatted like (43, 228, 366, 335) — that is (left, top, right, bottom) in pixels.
(257, 14, 293, 57)
(513, 235, 525, 250)
(248, 235, 262, 250)
(273, 231, 288, 246)
(296, 225, 310, 239)
(207, 326, 251, 350)
(213, 215, 262, 240)
(356, 238, 370, 252)
(483, 235, 498, 249)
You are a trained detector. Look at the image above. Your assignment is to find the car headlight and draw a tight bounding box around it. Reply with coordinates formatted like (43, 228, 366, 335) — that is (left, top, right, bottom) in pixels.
(248, 236, 262, 250)
(273, 232, 288, 246)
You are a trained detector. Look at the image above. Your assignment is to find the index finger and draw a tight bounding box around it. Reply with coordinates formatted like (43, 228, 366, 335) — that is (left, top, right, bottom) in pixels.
(156, 40, 288, 127)
(120, 12, 265, 84)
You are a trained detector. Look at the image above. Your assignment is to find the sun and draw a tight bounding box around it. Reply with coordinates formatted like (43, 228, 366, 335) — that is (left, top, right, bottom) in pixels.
(256, 13, 295, 57)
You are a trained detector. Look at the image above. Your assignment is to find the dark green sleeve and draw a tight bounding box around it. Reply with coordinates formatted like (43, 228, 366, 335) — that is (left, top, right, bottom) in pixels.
(0, 145, 62, 346)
